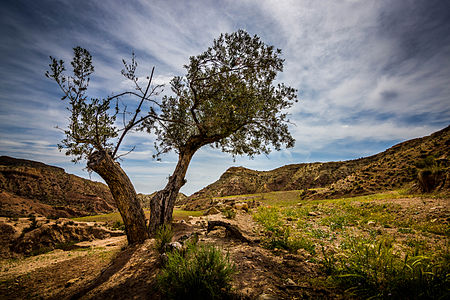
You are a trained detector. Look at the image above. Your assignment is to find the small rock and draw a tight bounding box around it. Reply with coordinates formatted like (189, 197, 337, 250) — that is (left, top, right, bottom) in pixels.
(65, 278, 79, 287)
(258, 293, 278, 300)
(204, 207, 221, 215)
(308, 211, 318, 216)
(179, 219, 186, 224)
(430, 206, 444, 211)
(284, 278, 296, 286)
(235, 202, 249, 211)
(163, 241, 183, 252)
(367, 221, 376, 226)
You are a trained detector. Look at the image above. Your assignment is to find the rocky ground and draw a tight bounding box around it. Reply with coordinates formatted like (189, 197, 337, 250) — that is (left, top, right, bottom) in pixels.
(0, 212, 332, 299)
(0, 194, 448, 299)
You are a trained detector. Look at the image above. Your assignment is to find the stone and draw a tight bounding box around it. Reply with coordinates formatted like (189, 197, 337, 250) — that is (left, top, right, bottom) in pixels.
(367, 221, 376, 226)
(284, 278, 296, 286)
(234, 202, 249, 211)
(65, 278, 80, 287)
(204, 207, 221, 215)
(163, 241, 183, 252)
(258, 293, 278, 300)
(430, 206, 444, 211)
(308, 211, 318, 216)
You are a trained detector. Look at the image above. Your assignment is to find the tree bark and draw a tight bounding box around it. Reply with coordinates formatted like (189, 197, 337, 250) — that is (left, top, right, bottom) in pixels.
(88, 151, 148, 244)
(148, 148, 195, 234)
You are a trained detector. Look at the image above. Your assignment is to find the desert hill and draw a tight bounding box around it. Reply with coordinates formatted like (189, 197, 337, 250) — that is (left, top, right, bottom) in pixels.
(0, 156, 116, 218)
(187, 125, 449, 203)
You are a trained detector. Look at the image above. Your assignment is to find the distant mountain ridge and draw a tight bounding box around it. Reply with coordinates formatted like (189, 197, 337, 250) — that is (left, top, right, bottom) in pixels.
(186, 125, 449, 203)
(0, 156, 116, 217)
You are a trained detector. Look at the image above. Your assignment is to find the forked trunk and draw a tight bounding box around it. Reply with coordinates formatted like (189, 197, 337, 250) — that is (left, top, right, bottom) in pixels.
(148, 148, 195, 234)
(88, 151, 148, 244)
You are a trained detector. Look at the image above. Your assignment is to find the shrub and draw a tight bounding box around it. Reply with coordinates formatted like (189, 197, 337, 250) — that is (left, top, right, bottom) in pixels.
(157, 244, 237, 299)
(322, 236, 449, 299)
(222, 207, 236, 219)
(111, 220, 125, 231)
(154, 224, 174, 254)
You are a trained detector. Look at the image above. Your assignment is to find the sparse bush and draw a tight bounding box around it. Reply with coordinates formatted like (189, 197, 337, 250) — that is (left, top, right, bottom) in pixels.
(111, 220, 125, 231)
(157, 244, 237, 299)
(222, 207, 236, 219)
(154, 224, 174, 254)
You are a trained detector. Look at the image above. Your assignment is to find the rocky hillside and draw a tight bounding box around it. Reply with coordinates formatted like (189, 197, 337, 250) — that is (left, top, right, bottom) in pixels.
(187, 125, 449, 202)
(0, 156, 116, 218)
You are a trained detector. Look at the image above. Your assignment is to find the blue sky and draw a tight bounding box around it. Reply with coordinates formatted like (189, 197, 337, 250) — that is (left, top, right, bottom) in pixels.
(0, 0, 449, 195)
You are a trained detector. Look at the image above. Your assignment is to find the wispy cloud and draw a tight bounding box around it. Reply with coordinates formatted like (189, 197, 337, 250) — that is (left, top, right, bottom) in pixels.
(1, 0, 449, 195)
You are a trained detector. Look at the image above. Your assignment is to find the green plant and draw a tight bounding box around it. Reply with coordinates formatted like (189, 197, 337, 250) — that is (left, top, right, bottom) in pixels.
(157, 244, 237, 299)
(222, 207, 236, 219)
(154, 224, 174, 253)
(323, 236, 449, 299)
(398, 227, 414, 234)
(254, 207, 315, 253)
(111, 220, 125, 231)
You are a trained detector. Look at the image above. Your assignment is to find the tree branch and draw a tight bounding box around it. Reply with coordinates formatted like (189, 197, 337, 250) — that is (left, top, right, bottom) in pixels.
(112, 67, 155, 159)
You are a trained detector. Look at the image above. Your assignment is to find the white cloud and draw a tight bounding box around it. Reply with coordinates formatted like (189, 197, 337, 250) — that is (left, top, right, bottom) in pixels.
(0, 0, 448, 195)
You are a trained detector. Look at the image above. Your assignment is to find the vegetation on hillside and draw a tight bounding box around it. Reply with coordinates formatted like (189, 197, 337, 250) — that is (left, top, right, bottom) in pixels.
(187, 125, 449, 203)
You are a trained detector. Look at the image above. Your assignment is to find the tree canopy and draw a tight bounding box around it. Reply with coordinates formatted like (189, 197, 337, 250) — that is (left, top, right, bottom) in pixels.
(145, 30, 298, 159)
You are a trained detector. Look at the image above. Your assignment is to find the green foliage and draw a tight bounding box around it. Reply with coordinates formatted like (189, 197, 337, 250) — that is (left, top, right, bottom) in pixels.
(46, 47, 117, 162)
(414, 155, 437, 170)
(147, 29, 298, 159)
(154, 224, 174, 254)
(111, 220, 125, 231)
(157, 244, 237, 299)
(254, 207, 315, 253)
(222, 207, 236, 219)
(322, 236, 450, 299)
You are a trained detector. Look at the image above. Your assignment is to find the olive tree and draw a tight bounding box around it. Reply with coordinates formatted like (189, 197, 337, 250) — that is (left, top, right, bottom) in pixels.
(45, 47, 161, 243)
(146, 30, 298, 232)
(46, 30, 298, 239)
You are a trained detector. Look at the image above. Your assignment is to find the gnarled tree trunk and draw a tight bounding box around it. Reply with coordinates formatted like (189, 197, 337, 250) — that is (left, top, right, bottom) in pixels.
(88, 151, 148, 244)
(148, 148, 195, 234)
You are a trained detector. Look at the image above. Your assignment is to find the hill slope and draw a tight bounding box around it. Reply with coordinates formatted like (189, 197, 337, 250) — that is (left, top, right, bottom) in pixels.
(0, 156, 115, 217)
(187, 125, 449, 203)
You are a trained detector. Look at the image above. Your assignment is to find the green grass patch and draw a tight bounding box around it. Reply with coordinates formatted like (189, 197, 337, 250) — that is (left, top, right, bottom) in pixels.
(251, 189, 449, 298)
(73, 209, 204, 224)
(322, 236, 449, 299)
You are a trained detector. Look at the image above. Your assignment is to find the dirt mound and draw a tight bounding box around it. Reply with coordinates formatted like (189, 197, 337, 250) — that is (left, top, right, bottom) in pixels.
(0, 156, 116, 217)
